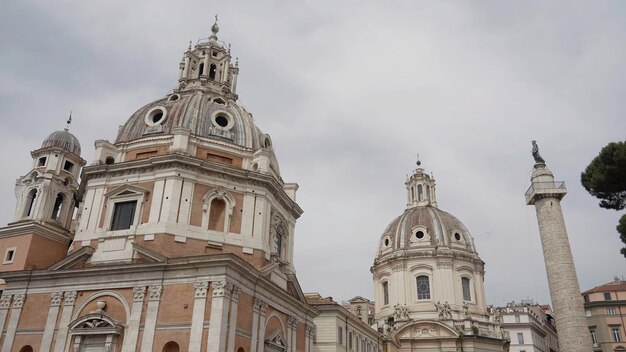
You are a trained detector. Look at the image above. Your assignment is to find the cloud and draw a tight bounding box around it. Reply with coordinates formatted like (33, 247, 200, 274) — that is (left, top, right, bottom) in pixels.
(0, 1, 624, 307)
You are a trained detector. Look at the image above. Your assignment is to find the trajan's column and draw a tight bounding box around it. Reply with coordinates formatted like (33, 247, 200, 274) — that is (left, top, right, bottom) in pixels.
(525, 141, 592, 352)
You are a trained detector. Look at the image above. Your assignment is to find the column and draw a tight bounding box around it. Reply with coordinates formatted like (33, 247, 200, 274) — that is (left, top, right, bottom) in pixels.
(207, 280, 231, 352)
(227, 285, 240, 352)
(140, 285, 163, 352)
(189, 281, 209, 352)
(2, 293, 25, 352)
(250, 298, 262, 352)
(53, 291, 77, 352)
(0, 295, 12, 337)
(304, 325, 312, 352)
(256, 301, 268, 352)
(40, 292, 64, 352)
(122, 286, 146, 352)
(287, 316, 297, 352)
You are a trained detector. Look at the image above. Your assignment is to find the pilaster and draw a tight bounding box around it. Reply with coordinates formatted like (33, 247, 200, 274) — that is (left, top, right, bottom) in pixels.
(121, 286, 146, 352)
(2, 293, 25, 352)
(256, 300, 268, 352)
(207, 280, 232, 352)
(0, 295, 12, 339)
(250, 298, 263, 352)
(53, 291, 76, 352)
(287, 316, 297, 352)
(40, 292, 64, 352)
(189, 280, 209, 352)
(140, 285, 163, 352)
(227, 285, 240, 352)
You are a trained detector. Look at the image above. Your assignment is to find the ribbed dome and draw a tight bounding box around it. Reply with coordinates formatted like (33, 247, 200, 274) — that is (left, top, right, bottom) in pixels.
(115, 91, 270, 151)
(42, 129, 81, 156)
(377, 205, 477, 256)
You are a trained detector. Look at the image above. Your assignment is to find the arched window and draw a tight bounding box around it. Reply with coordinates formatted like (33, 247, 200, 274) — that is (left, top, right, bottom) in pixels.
(426, 185, 431, 201)
(19, 346, 33, 352)
(51, 193, 64, 220)
(416, 276, 430, 300)
(209, 64, 217, 80)
(198, 62, 205, 76)
(417, 184, 423, 201)
(208, 198, 226, 231)
(410, 187, 415, 202)
(382, 281, 389, 305)
(462, 277, 472, 301)
(273, 231, 283, 257)
(163, 341, 180, 352)
(105, 156, 115, 165)
(24, 189, 37, 217)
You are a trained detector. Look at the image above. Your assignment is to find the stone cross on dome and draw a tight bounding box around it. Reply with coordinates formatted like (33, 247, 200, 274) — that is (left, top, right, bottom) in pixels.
(210, 15, 219, 41)
(65, 111, 72, 131)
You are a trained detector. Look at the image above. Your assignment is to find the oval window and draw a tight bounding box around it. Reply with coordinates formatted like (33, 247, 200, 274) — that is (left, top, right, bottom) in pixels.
(415, 231, 425, 239)
(454, 232, 461, 241)
(384, 238, 389, 247)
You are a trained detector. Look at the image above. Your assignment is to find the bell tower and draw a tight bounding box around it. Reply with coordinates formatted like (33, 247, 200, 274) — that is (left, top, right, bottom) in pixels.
(0, 121, 85, 271)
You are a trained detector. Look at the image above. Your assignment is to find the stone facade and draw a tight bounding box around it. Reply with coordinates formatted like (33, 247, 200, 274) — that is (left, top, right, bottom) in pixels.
(0, 21, 316, 352)
(497, 301, 559, 352)
(582, 277, 626, 352)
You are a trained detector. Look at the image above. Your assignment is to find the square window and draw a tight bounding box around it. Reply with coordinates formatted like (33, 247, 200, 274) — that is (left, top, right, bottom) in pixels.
(583, 294, 590, 303)
(608, 307, 617, 315)
(612, 327, 622, 342)
(110, 201, 137, 231)
(586, 308, 592, 317)
(515, 315, 521, 323)
(38, 157, 47, 166)
(518, 332, 524, 344)
(604, 292, 612, 300)
(3, 248, 16, 264)
(63, 160, 74, 172)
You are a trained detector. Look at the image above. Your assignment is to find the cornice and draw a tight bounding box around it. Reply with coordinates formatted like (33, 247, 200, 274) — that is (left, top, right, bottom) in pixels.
(82, 153, 302, 219)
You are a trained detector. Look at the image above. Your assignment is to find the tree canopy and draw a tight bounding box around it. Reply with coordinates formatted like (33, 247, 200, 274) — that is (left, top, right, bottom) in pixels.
(581, 141, 626, 257)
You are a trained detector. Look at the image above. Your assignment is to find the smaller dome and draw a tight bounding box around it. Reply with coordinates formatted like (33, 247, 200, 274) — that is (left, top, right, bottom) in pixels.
(42, 129, 81, 156)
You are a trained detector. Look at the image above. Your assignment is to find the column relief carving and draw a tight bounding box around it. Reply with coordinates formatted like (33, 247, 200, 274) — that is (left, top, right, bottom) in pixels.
(12, 294, 25, 309)
(148, 285, 162, 301)
(133, 286, 147, 302)
(211, 280, 232, 298)
(287, 316, 297, 330)
(194, 281, 209, 298)
(0, 295, 11, 310)
(231, 285, 240, 303)
(51, 292, 64, 307)
(64, 291, 77, 305)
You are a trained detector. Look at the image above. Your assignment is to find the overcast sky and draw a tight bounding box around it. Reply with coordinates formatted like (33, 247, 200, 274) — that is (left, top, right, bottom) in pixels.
(1, 1, 624, 306)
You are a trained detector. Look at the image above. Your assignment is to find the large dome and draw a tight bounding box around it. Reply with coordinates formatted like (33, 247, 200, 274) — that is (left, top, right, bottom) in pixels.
(115, 91, 271, 151)
(376, 206, 477, 256)
(42, 129, 81, 156)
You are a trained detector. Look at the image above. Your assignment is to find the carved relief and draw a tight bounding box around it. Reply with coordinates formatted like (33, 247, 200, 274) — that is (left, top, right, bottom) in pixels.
(12, 294, 25, 308)
(230, 285, 240, 303)
(148, 285, 162, 301)
(64, 291, 77, 305)
(0, 295, 11, 309)
(287, 316, 297, 330)
(133, 286, 147, 302)
(259, 300, 268, 316)
(211, 280, 231, 298)
(51, 292, 64, 306)
(194, 281, 209, 298)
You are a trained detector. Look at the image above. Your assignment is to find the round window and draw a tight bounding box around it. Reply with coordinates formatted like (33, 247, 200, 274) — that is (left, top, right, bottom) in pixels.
(210, 110, 234, 130)
(415, 231, 425, 239)
(145, 107, 168, 126)
(454, 232, 461, 241)
(168, 94, 180, 102)
(384, 238, 389, 247)
(215, 115, 229, 127)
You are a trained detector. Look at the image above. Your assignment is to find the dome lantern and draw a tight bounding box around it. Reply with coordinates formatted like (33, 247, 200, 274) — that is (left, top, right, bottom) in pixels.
(405, 161, 437, 208)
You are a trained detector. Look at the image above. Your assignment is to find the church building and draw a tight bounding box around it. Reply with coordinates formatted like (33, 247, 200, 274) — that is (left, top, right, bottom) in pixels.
(0, 21, 316, 352)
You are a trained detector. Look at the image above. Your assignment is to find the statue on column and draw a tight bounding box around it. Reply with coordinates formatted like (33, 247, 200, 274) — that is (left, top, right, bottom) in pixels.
(531, 140, 545, 165)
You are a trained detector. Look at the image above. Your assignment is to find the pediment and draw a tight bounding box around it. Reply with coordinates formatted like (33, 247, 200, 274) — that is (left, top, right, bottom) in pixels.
(48, 246, 94, 270)
(395, 321, 458, 341)
(348, 296, 370, 303)
(266, 330, 286, 350)
(132, 243, 167, 263)
(104, 184, 150, 198)
(17, 170, 44, 185)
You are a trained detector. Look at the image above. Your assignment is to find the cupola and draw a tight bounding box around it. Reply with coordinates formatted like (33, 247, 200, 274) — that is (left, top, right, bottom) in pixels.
(405, 160, 437, 208)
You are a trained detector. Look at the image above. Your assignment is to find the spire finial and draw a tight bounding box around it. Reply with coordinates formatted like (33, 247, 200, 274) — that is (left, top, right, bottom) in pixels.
(65, 111, 72, 131)
(416, 153, 421, 166)
(210, 15, 220, 41)
(188, 40, 192, 51)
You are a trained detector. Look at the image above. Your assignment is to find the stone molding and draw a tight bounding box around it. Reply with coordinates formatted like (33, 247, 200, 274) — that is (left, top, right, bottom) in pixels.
(148, 285, 162, 301)
(194, 281, 209, 299)
(64, 291, 77, 305)
(51, 292, 64, 306)
(254, 298, 268, 316)
(0, 295, 11, 309)
(12, 294, 25, 309)
(133, 286, 147, 302)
